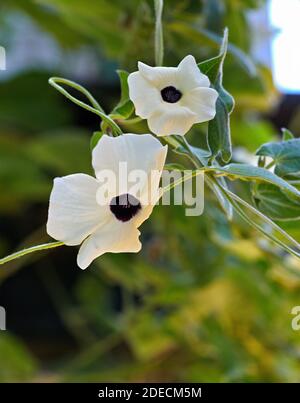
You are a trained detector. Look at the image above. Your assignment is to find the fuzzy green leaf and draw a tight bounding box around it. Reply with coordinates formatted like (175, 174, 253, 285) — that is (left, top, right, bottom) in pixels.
(256, 138, 300, 177)
(253, 183, 300, 221)
(204, 28, 234, 163)
(110, 70, 134, 119)
(206, 163, 300, 200)
(281, 128, 294, 141)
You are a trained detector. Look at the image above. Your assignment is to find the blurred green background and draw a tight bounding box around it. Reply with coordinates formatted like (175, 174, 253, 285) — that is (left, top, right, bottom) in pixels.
(1, 0, 300, 383)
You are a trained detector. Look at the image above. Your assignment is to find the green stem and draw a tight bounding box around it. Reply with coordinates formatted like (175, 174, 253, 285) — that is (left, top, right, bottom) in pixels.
(167, 136, 300, 260)
(211, 176, 300, 259)
(0, 241, 64, 266)
(162, 169, 204, 194)
(51, 77, 104, 113)
(49, 77, 122, 135)
(182, 136, 204, 166)
(154, 0, 164, 66)
(116, 116, 143, 125)
(265, 160, 276, 170)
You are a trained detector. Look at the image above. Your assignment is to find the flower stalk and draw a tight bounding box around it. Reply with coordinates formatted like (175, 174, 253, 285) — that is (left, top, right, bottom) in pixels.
(48, 77, 122, 135)
(154, 0, 164, 66)
(0, 241, 64, 266)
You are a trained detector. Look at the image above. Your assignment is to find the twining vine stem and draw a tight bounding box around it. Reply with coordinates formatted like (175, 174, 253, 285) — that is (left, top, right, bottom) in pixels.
(0, 241, 64, 265)
(154, 0, 164, 66)
(48, 77, 122, 135)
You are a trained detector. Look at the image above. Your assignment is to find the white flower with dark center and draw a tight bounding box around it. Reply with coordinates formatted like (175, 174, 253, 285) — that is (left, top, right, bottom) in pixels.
(128, 55, 219, 136)
(47, 133, 167, 269)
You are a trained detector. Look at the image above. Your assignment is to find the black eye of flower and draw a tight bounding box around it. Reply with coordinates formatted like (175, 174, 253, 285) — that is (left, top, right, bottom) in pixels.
(161, 86, 182, 103)
(110, 193, 141, 222)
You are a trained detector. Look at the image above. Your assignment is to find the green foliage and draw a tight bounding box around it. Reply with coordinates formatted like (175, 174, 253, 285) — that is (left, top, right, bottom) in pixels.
(257, 138, 300, 178)
(231, 119, 274, 151)
(199, 29, 234, 162)
(253, 184, 300, 221)
(170, 23, 256, 76)
(0, 72, 72, 131)
(110, 70, 134, 119)
(27, 130, 92, 175)
(0, 129, 91, 211)
(90, 131, 104, 151)
(282, 128, 294, 141)
(2, 0, 300, 385)
(0, 132, 50, 211)
(207, 163, 300, 199)
(0, 334, 37, 382)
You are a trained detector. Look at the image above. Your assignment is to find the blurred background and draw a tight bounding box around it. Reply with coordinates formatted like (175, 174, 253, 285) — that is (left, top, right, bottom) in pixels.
(1, 0, 300, 383)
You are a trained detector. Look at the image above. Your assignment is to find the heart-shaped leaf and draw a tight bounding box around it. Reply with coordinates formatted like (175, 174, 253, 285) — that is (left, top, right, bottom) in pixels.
(256, 138, 300, 177)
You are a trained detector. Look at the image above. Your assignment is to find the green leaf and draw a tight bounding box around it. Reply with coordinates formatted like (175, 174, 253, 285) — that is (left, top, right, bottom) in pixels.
(190, 145, 211, 166)
(164, 163, 186, 171)
(26, 130, 92, 175)
(198, 55, 224, 84)
(208, 96, 232, 163)
(90, 131, 103, 150)
(110, 70, 134, 119)
(282, 128, 294, 141)
(204, 28, 234, 163)
(163, 135, 211, 166)
(253, 183, 300, 221)
(206, 163, 300, 200)
(256, 138, 300, 177)
(215, 79, 235, 115)
(0, 334, 37, 382)
(177, 145, 211, 167)
(174, 145, 210, 166)
(163, 134, 232, 218)
(206, 175, 233, 220)
(198, 27, 256, 77)
(198, 27, 228, 84)
(218, 183, 300, 261)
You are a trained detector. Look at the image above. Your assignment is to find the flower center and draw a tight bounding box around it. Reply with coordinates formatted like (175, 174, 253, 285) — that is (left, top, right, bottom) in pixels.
(161, 86, 182, 103)
(110, 193, 141, 222)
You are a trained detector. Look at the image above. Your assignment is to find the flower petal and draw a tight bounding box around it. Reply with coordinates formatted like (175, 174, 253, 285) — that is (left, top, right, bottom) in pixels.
(148, 105, 197, 136)
(138, 61, 178, 88)
(177, 55, 210, 91)
(47, 174, 108, 246)
(93, 133, 167, 204)
(77, 220, 141, 269)
(182, 87, 218, 123)
(93, 134, 165, 174)
(128, 71, 162, 118)
(133, 142, 167, 227)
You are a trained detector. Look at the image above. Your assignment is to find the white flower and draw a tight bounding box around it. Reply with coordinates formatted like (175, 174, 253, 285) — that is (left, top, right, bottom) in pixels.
(47, 133, 167, 270)
(128, 55, 218, 136)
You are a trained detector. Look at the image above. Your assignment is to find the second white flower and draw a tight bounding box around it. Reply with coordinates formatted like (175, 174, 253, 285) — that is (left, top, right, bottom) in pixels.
(128, 55, 218, 137)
